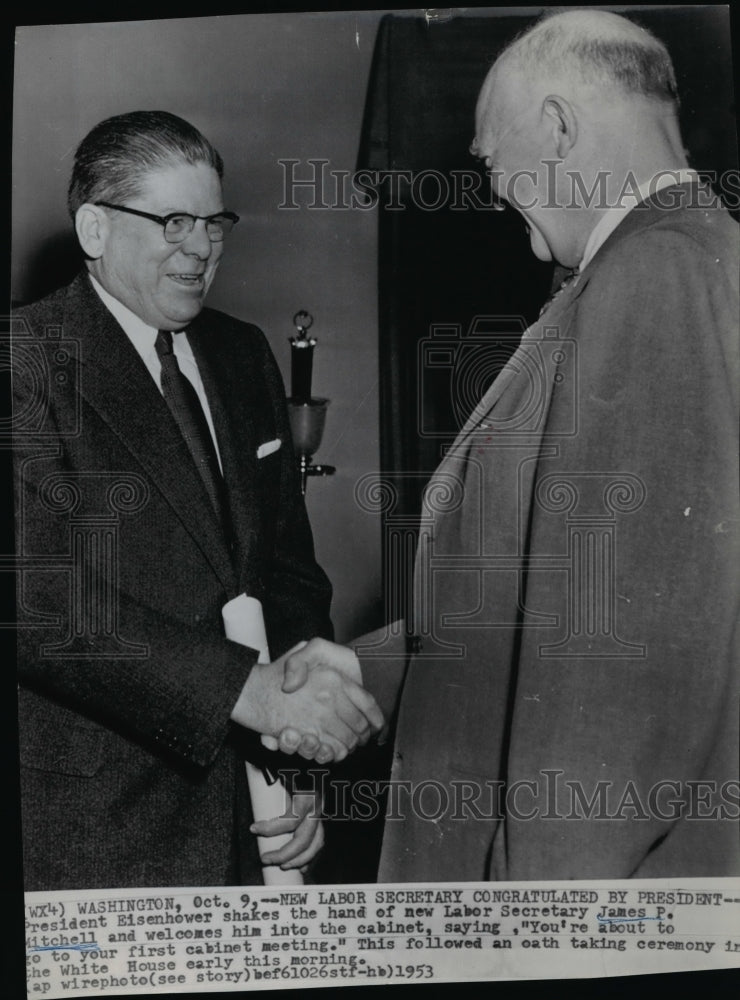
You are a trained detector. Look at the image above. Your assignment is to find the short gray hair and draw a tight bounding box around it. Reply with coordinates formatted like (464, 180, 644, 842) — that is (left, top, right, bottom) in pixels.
(68, 110, 224, 218)
(496, 9, 679, 106)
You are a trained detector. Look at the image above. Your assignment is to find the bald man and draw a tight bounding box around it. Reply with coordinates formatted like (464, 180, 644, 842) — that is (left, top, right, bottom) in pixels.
(280, 9, 739, 881)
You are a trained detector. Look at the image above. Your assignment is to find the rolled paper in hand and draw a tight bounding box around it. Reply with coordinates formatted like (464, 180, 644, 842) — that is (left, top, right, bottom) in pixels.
(222, 593, 304, 886)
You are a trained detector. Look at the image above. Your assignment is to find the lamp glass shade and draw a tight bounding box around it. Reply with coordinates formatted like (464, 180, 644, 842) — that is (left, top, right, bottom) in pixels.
(287, 398, 329, 457)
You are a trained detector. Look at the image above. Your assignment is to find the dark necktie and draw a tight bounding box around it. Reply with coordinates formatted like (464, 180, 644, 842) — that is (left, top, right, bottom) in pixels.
(155, 330, 228, 526)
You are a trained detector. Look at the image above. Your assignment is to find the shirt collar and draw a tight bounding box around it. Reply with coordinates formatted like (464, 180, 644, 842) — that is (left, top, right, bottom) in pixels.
(87, 273, 195, 364)
(88, 273, 158, 359)
(578, 169, 700, 273)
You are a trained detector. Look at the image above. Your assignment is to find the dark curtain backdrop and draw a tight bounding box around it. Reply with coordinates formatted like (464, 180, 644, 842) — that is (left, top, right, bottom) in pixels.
(358, 7, 737, 595)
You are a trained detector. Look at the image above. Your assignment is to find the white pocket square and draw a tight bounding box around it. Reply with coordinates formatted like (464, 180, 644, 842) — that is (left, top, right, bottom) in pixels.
(257, 438, 282, 459)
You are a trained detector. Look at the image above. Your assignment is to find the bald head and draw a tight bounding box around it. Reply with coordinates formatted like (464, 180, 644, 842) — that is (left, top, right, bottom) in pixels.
(472, 10, 688, 268)
(494, 9, 678, 107)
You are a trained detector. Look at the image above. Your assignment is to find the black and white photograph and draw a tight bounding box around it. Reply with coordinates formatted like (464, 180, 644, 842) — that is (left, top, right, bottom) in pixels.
(6, 5, 739, 997)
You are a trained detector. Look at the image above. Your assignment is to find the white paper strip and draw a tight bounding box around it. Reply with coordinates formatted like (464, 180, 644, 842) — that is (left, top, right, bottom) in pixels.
(222, 593, 304, 886)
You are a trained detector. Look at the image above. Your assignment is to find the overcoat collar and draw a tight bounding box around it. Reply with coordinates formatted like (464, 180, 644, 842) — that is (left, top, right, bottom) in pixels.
(450, 182, 713, 448)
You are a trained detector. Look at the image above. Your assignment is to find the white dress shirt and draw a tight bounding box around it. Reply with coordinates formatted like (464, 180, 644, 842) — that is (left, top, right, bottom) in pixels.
(578, 168, 700, 273)
(89, 274, 223, 471)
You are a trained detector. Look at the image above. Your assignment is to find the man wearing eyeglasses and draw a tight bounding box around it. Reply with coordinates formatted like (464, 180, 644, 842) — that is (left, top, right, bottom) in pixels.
(13, 110, 383, 890)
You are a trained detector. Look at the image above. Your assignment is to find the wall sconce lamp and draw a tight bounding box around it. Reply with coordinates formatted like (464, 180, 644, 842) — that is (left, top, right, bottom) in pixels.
(287, 310, 336, 495)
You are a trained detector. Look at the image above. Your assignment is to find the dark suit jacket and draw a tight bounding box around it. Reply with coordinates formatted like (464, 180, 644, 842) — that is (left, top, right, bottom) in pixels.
(369, 184, 739, 881)
(13, 271, 332, 890)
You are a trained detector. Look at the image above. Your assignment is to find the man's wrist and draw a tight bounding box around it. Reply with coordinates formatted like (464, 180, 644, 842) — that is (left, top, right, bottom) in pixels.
(231, 661, 274, 735)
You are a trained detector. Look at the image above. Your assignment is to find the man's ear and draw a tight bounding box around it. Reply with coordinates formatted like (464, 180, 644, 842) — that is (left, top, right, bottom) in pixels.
(75, 204, 108, 260)
(542, 95, 577, 158)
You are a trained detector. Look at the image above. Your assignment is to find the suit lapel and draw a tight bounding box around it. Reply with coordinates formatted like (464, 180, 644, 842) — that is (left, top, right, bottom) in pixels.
(68, 274, 235, 593)
(411, 270, 585, 622)
(430, 279, 578, 481)
(187, 314, 268, 596)
(445, 182, 709, 457)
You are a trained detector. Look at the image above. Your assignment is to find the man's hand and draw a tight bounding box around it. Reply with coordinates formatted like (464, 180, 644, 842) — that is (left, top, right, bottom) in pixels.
(250, 792, 324, 871)
(280, 638, 363, 692)
(262, 638, 381, 763)
(231, 639, 384, 761)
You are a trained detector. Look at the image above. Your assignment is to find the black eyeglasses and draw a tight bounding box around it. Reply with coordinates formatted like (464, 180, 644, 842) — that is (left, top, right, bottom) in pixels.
(95, 202, 239, 243)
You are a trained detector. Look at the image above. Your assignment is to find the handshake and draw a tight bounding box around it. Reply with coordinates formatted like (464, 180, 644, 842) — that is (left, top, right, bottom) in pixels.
(232, 638, 384, 764)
